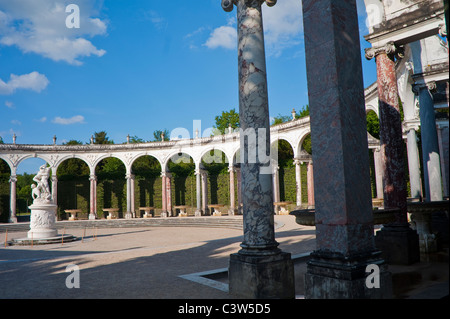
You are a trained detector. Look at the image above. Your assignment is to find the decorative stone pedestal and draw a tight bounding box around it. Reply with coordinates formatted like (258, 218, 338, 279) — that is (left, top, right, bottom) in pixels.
(28, 202, 58, 239)
(229, 251, 294, 299)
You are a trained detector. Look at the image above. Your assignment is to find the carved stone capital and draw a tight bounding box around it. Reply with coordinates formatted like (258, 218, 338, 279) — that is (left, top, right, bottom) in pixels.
(365, 42, 403, 60)
(412, 81, 437, 95)
(222, 0, 276, 12)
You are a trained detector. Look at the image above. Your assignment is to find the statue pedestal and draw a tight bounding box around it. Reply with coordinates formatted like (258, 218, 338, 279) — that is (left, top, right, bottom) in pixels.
(28, 202, 58, 239)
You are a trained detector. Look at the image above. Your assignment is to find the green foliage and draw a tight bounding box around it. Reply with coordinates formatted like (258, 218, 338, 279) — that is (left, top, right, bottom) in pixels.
(94, 131, 114, 144)
(153, 129, 170, 142)
(366, 111, 380, 139)
(63, 140, 83, 145)
(214, 108, 240, 134)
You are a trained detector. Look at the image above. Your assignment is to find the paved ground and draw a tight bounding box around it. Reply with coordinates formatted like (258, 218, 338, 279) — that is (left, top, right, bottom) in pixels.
(0, 215, 447, 299)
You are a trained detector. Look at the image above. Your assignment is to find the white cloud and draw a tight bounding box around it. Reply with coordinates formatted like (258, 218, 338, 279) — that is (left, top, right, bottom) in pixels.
(35, 117, 47, 123)
(5, 101, 14, 108)
(262, 0, 303, 56)
(52, 115, 85, 125)
(0, 0, 107, 65)
(11, 119, 21, 125)
(204, 1, 303, 56)
(0, 71, 49, 95)
(204, 25, 237, 50)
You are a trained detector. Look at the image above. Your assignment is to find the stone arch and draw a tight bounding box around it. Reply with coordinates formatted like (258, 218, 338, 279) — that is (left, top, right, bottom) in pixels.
(54, 154, 92, 175)
(296, 130, 312, 158)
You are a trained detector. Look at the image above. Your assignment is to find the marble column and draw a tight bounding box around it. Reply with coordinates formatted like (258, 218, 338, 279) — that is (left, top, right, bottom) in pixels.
(414, 82, 443, 202)
(51, 167, 58, 204)
(405, 127, 422, 199)
(303, 0, 392, 298)
(294, 159, 302, 207)
(195, 168, 202, 216)
(166, 172, 173, 216)
(223, 0, 294, 299)
(272, 163, 280, 214)
(89, 174, 97, 220)
(366, 42, 419, 265)
(228, 164, 236, 215)
(235, 165, 242, 214)
(306, 161, 314, 208)
(437, 125, 449, 197)
(9, 174, 17, 223)
(130, 174, 135, 217)
(201, 170, 209, 215)
(125, 174, 132, 219)
(373, 148, 384, 199)
(161, 171, 167, 217)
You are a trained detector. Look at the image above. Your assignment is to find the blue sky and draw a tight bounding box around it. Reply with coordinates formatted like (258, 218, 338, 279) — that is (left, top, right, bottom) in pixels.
(1, 0, 375, 173)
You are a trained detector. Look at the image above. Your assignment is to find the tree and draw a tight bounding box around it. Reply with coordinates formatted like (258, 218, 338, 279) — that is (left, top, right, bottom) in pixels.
(214, 108, 240, 134)
(128, 135, 146, 144)
(366, 111, 380, 139)
(93, 131, 114, 144)
(63, 140, 83, 145)
(153, 129, 170, 142)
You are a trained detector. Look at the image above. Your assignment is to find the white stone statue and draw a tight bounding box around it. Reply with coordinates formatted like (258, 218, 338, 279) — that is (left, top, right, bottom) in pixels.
(31, 165, 52, 203)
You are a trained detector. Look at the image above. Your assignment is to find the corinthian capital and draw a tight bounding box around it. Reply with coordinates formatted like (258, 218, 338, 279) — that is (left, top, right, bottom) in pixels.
(365, 42, 403, 60)
(222, 0, 276, 12)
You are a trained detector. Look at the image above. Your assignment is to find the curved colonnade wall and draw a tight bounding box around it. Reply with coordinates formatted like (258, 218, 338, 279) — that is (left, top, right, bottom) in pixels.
(0, 115, 382, 222)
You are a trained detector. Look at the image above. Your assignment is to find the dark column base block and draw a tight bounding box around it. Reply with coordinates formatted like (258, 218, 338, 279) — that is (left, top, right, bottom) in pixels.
(375, 225, 420, 265)
(229, 252, 295, 299)
(305, 251, 393, 299)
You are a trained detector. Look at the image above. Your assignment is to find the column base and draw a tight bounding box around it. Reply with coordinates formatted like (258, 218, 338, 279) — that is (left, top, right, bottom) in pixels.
(125, 212, 133, 219)
(88, 213, 96, 220)
(194, 209, 202, 217)
(304, 251, 392, 299)
(375, 224, 420, 265)
(229, 251, 295, 299)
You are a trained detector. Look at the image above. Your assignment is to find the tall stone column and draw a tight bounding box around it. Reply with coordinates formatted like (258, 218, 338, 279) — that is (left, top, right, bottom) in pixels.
(437, 125, 449, 197)
(303, 0, 392, 298)
(166, 172, 173, 216)
(195, 168, 202, 216)
(413, 82, 443, 202)
(51, 167, 58, 205)
(228, 164, 236, 215)
(306, 161, 314, 208)
(373, 148, 384, 199)
(272, 163, 280, 214)
(130, 174, 135, 217)
(9, 174, 17, 223)
(201, 170, 209, 215)
(405, 127, 422, 199)
(366, 42, 419, 265)
(235, 165, 242, 214)
(222, 0, 294, 299)
(89, 174, 97, 220)
(125, 174, 131, 219)
(294, 159, 302, 207)
(161, 171, 167, 217)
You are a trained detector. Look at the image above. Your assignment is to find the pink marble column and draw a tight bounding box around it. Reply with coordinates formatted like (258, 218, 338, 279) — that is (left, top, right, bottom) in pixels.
(366, 43, 419, 265)
(294, 159, 302, 207)
(166, 172, 172, 216)
(228, 164, 236, 215)
(366, 43, 408, 223)
(303, 0, 391, 298)
(9, 174, 17, 223)
(306, 161, 314, 208)
(161, 172, 167, 217)
(89, 174, 97, 220)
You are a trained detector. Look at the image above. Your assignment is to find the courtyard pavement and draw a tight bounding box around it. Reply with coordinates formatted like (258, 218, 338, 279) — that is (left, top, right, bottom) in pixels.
(0, 215, 448, 300)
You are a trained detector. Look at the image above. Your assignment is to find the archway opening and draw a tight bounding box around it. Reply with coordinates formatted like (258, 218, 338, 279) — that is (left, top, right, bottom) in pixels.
(168, 153, 195, 215)
(57, 158, 90, 220)
(0, 159, 11, 223)
(95, 157, 126, 218)
(201, 149, 229, 208)
(132, 155, 161, 217)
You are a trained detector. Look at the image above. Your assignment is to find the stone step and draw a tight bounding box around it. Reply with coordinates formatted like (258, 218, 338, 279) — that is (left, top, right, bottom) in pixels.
(0, 216, 245, 233)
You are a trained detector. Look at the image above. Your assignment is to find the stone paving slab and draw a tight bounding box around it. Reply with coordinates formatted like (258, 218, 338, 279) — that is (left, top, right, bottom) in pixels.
(0, 215, 447, 299)
(0, 216, 315, 299)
